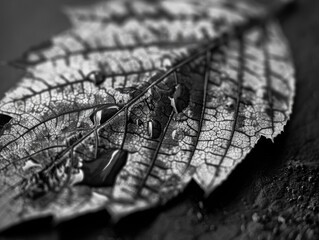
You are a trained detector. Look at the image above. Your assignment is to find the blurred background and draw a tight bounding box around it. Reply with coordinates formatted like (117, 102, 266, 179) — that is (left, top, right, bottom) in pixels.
(0, 0, 99, 98)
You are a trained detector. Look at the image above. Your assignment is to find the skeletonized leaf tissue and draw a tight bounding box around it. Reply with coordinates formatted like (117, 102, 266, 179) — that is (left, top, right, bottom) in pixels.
(0, 0, 295, 230)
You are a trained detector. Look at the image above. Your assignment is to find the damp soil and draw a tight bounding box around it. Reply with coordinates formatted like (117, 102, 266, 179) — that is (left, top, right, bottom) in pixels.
(1, 0, 319, 239)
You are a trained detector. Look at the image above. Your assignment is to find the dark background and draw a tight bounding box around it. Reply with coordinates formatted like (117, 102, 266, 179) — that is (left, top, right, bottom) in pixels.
(1, 0, 319, 239)
(0, 0, 99, 99)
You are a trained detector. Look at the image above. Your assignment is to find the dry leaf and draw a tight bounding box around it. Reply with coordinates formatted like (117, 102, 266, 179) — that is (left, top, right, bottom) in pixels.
(0, 0, 295, 230)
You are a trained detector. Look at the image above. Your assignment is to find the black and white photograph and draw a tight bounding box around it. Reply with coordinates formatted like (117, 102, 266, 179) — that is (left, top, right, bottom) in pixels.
(0, 0, 318, 239)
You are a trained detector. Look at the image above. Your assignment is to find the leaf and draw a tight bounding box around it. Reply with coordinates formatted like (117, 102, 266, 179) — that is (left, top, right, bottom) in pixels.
(0, 0, 295, 230)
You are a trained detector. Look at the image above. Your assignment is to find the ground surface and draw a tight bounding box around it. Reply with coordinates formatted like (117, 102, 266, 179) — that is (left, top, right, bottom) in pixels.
(0, 0, 319, 239)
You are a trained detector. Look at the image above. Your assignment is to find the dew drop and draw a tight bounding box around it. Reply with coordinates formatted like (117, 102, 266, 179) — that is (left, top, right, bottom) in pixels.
(81, 149, 128, 187)
(90, 104, 120, 125)
(22, 159, 42, 171)
(87, 71, 106, 86)
(147, 119, 162, 139)
(225, 98, 236, 111)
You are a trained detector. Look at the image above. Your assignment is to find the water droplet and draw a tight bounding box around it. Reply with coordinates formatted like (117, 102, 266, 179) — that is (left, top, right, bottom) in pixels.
(22, 159, 42, 171)
(225, 99, 236, 111)
(90, 104, 120, 125)
(170, 84, 190, 114)
(81, 149, 128, 187)
(87, 71, 106, 86)
(171, 129, 184, 141)
(147, 119, 161, 139)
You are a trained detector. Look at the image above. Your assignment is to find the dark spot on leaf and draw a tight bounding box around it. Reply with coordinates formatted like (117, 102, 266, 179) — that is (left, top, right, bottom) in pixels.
(236, 115, 246, 129)
(147, 119, 161, 139)
(265, 107, 274, 119)
(172, 129, 185, 141)
(163, 174, 181, 187)
(81, 149, 128, 187)
(87, 71, 107, 86)
(155, 159, 168, 170)
(90, 104, 120, 125)
(67, 133, 83, 146)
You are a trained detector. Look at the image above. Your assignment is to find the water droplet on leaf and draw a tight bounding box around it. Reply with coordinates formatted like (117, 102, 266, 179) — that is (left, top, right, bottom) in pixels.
(147, 119, 161, 139)
(90, 104, 120, 125)
(87, 71, 106, 86)
(225, 98, 236, 111)
(81, 149, 128, 187)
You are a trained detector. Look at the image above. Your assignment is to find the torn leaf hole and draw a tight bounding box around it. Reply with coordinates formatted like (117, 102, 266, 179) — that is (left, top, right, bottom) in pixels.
(0, 113, 12, 133)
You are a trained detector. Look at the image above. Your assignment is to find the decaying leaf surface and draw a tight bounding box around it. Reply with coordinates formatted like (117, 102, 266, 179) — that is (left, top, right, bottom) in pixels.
(0, 0, 295, 230)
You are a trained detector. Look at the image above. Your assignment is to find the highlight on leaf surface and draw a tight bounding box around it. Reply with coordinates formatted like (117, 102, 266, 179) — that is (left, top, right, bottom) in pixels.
(0, 0, 295, 230)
